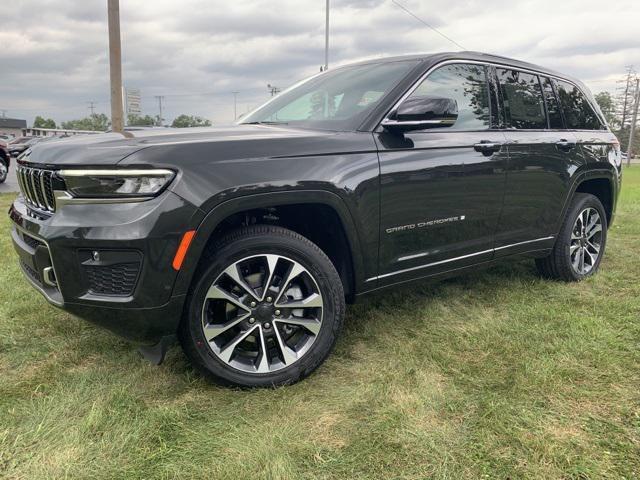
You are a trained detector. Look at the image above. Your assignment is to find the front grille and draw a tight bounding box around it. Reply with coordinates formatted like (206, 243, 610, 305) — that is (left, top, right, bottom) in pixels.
(84, 262, 141, 296)
(17, 166, 56, 212)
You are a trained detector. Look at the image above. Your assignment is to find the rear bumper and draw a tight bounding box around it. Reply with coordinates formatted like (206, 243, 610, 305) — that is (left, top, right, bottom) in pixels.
(9, 191, 200, 345)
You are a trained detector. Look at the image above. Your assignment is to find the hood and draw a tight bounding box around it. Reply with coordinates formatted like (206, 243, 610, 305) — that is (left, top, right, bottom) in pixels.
(22, 124, 334, 167)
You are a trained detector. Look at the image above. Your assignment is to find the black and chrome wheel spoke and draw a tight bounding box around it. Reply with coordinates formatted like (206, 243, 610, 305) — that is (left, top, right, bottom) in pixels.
(217, 325, 259, 363)
(201, 254, 324, 374)
(570, 207, 603, 275)
(221, 263, 260, 303)
(205, 284, 251, 312)
(275, 316, 322, 335)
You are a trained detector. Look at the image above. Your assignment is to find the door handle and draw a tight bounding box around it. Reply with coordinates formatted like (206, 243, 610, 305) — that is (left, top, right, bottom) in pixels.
(474, 141, 502, 156)
(556, 139, 576, 152)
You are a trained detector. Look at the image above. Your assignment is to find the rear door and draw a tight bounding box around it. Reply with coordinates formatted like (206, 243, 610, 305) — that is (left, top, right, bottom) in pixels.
(375, 62, 507, 285)
(494, 69, 580, 255)
(554, 79, 614, 168)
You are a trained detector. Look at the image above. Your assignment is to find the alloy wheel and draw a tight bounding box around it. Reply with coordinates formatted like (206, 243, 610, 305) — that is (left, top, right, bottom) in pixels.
(201, 254, 324, 374)
(570, 207, 603, 275)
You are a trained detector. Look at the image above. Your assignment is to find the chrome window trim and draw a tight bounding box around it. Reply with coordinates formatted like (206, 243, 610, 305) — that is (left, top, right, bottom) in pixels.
(378, 59, 605, 133)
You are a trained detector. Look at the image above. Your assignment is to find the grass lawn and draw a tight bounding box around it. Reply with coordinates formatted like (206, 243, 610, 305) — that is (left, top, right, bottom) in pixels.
(1, 168, 639, 480)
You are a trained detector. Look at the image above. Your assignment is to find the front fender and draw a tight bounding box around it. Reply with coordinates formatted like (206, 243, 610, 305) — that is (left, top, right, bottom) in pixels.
(172, 189, 368, 298)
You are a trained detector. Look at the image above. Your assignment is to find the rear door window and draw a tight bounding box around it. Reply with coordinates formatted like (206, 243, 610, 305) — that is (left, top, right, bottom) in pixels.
(555, 80, 604, 130)
(541, 77, 563, 129)
(496, 69, 546, 129)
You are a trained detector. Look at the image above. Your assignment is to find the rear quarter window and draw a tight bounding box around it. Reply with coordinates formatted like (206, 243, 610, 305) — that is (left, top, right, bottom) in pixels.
(555, 80, 604, 130)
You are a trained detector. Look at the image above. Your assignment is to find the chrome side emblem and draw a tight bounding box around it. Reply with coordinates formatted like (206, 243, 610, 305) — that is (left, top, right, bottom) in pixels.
(386, 215, 466, 234)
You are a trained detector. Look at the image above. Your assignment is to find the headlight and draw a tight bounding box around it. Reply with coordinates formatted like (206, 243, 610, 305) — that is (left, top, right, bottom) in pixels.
(59, 169, 175, 198)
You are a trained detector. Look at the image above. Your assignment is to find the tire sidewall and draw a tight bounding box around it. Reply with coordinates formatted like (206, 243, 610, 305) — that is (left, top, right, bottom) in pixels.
(560, 194, 608, 281)
(0, 159, 7, 183)
(182, 228, 344, 387)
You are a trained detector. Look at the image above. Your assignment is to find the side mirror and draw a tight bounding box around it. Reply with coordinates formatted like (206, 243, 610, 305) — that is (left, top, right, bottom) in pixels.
(382, 95, 458, 132)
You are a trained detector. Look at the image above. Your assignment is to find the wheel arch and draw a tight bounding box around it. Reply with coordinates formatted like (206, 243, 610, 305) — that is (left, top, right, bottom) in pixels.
(173, 190, 366, 302)
(556, 168, 618, 235)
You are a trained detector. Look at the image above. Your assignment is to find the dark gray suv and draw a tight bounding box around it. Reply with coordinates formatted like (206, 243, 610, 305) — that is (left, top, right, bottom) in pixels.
(10, 52, 621, 387)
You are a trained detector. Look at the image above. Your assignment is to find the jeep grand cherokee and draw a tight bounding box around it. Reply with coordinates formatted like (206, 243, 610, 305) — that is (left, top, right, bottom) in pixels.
(10, 52, 621, 387)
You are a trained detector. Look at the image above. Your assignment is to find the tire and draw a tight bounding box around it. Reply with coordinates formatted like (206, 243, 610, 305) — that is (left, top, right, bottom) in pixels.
(535, 193, 607, 282)
(0, 158, 7, 184)
(179, 225, 345, 387)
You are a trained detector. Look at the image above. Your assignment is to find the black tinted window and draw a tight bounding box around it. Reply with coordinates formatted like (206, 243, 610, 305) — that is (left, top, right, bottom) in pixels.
(541, 77, 563, 129)
(555, 80, 603, 130)
(410, 63, 490, 131)
(497, 69, 546, 129)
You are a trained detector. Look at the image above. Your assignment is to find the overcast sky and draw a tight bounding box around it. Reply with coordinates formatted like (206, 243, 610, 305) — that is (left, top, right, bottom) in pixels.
(1, 0, 639, 126)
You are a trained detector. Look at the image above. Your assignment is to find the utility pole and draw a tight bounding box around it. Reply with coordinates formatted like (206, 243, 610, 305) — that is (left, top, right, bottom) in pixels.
(324, 0, 330, 71)
(0, 110, 6, 118)
(87, 101, 96, 116)
(107, 0, 124, 133)
(154, 95, 165, 126)
(627, 79, 639, 167)
(232, 91, 239, 120)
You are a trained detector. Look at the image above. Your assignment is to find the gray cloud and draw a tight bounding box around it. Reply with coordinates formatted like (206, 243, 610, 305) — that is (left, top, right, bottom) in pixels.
(0, 0, 638, 126)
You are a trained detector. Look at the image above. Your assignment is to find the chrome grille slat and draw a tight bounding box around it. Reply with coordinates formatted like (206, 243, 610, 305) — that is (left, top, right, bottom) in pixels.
(17, 166, 56, 213)
(40, 171, 53, 211)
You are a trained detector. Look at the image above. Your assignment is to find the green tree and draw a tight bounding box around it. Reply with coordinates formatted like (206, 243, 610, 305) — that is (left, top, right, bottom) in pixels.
(594, 91, 617, 128)
(33, 116, 57, 129)
(61, 114, 110, 132)
(127, 114, 157, 127)
(171, 115, 212, 128)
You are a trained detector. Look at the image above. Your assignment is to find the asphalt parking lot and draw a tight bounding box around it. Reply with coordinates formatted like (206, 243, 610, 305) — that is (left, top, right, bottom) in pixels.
(0, 163, 18, 194)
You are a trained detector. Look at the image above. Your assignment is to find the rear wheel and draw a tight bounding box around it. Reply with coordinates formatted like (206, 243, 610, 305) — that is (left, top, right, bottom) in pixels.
(536, 193, 607, 281)
(179, 225, 345, 387)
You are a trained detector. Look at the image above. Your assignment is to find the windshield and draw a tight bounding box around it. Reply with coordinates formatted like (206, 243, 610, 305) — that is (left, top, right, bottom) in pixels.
(241, 60, 419, 131)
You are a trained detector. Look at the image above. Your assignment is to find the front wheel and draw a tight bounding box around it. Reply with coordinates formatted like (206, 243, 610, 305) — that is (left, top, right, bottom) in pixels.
(179, 225, 345, 387)
(536, 193, 607, 281)
(0, 159, 7, 183)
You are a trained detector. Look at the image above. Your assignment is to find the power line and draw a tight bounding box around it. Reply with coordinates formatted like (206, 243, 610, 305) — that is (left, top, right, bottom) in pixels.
(87, 101, 96, 115)
(390, 0, 465, 50)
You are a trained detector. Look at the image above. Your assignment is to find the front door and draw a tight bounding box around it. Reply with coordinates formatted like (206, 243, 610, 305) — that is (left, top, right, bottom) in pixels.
(375, 62, 507, 286)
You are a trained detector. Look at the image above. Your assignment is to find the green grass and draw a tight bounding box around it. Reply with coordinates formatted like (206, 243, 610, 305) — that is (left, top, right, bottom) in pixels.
(1, 168, 639, 480)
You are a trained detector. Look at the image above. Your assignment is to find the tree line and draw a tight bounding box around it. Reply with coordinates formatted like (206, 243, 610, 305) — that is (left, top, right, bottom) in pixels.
(594, 66, 639, 154)
(31, 113, 212, 131)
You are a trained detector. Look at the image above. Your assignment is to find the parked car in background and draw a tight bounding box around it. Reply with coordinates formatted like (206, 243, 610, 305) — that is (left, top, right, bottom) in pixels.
(7, 136, 41, 157)
(9, 52, 621, 387)
(0, 144, 9, 183)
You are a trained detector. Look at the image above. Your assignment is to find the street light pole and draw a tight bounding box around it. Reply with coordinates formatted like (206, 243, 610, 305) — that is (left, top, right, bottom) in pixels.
(107, 0, 124, 133)
(232, 91, 239, 120)
(324, 0, 330, 71)
(627, 78, 640, 167)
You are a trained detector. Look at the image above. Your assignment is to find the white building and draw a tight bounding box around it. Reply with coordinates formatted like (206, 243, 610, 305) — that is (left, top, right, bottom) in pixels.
(22, 127, 101, 137)
(0, 117, 27, 138)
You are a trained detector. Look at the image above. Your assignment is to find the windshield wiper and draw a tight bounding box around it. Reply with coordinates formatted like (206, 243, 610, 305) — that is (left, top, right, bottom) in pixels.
(242, 121, 289, 125)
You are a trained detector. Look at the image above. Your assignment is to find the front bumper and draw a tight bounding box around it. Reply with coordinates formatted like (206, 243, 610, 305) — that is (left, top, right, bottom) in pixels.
(9, 191, 200, 344)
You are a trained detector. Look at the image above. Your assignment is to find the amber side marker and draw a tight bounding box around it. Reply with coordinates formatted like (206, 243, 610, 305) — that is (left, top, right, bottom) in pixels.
(172, 230, 196, 271)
